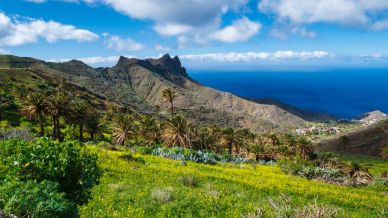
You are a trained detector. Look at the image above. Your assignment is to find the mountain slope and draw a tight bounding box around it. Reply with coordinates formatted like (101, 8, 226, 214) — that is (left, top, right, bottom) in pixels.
(0, 54, 311, 132)
(315, 120, 388, 157)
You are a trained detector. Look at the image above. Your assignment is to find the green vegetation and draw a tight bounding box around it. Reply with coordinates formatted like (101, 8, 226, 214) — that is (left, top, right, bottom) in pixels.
(0, 138, 101, 217)
(1, 69, 387, 217)
(78, 147, 387, 217)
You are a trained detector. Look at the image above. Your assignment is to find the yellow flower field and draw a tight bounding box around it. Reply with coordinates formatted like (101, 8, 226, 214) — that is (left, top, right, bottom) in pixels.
(79, 147, 388, 217)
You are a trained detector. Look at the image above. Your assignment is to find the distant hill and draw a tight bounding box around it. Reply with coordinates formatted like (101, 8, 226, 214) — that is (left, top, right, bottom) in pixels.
(315, 119, 388, 157)
(248, 98, 335, 122)
(0, 54, 335, 132)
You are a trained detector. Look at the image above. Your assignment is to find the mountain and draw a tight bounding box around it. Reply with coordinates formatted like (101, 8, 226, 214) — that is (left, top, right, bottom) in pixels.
(315, 119, 388, 157)
(355, 110, 387, 125)
(249, 98, 335, 122)
(0, 54, 320, 132)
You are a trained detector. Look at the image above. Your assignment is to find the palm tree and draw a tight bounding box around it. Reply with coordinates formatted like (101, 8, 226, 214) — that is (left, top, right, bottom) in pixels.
(140, 116, 161, 146)
(162, 115, 193, 148)
(162, 87, 178, 119)
(194, 125, 221, 151)
(219, 128, 245, 156)
(45, 92, 69, 140)
(86, 111, 105, 141)
(380, 144, 388, 159)
(112, 114, 137, 146)
(22, 93, 47, 136)
(0, 92, 17, 120)
(296, 137, 313, 160)
(65, 100, 90, 142)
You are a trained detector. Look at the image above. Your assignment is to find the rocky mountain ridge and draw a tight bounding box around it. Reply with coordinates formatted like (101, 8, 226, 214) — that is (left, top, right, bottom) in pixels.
(1, 54, 324, 132)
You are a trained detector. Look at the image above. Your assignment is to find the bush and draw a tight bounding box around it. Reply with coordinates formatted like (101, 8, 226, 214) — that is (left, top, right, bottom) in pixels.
(134, 146, 154, 155)
(0, 138, 101, 205)
(151, 188, 173, 203)
(181, 175, 199, 187)
(279, 158, 341, 180)
(0, 180, 76, 218)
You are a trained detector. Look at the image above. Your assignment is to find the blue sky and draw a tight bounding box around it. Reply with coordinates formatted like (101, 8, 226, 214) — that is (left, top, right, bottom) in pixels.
(1, 0, 388, 69)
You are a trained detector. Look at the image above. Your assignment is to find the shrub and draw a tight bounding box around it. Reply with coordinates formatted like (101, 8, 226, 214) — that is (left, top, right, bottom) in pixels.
(279, 158, 340, 180)
(0, 180, 76, 218)
(151, 188, 173, 203)
(134, 146, 153, 155)
(0, 138, 101, 205)
(181, 175, 199, 187)
(293, 202, 340, 218)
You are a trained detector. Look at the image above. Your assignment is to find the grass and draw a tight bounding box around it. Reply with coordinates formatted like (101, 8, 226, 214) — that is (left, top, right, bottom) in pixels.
(79, 146, 388, 217)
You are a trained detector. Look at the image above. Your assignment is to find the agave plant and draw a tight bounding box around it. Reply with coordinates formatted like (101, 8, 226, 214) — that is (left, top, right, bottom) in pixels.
(162, 115, 193, 148)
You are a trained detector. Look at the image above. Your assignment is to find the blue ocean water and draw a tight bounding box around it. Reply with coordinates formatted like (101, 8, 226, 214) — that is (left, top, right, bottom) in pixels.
(188, 68, 388, 119)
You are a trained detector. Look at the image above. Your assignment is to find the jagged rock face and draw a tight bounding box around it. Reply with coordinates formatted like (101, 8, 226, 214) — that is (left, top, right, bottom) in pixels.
(1, 54, 309, 132)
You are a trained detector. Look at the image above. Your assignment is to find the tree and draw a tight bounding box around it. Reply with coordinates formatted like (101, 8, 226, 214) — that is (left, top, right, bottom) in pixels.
(140, 116, 161, 146)
(85, 111, 105, 141)
(162, 87, 178, 119)
(0, 92, 17, 120)
(65, 100, 90, 142)
(219, 128, 245, 156)
(45, 92, 69, 140)
(162, 115, 193, 148)
(194, 125, 221, 151)
(296, 137, 313, 160)
(21, 93, 47, 136)
(112, 114, 137, 146)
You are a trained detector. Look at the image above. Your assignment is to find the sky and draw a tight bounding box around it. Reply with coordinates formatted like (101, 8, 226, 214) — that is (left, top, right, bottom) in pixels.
(1, 0, 388, 69)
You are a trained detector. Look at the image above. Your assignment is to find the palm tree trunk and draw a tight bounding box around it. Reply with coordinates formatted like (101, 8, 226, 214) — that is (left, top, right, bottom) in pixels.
(52, 116, 57, 138)
(56, 116, 61, 141)
(170, 101, 174, 119)
(79, 123, 83, 142)
(90, 131, 95, 141)
(39, 112, 44, 136)
(229, 143, 233, 157)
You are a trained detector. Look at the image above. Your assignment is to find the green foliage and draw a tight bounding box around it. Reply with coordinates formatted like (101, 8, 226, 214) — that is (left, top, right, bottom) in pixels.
(78, 146, 388, 217)
(0, 180, 76, 218)
(0, 138, 101, 205)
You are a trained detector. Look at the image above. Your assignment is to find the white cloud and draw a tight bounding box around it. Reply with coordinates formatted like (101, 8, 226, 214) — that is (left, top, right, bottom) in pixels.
(210, 17, 261, 43)
(0, 12, 98, 46)
(153, 23, 193, 36)
(104, 34, 144, 51)
(181, 51, 332, 62)
(154, 44, 171, 52)
(259, 0, 388, 28)
(0, 48, 11, 54)
(25, 0, 47, 3)
(48, 55, 135, 65)
(372, 19, 388, 31)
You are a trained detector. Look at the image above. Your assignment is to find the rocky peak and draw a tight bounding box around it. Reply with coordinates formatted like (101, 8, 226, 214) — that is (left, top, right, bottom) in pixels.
(147, 54, 188, 78)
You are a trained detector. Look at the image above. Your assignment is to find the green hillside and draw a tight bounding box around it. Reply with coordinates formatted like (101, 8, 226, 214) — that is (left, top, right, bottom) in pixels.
(79, 147, 388, 218)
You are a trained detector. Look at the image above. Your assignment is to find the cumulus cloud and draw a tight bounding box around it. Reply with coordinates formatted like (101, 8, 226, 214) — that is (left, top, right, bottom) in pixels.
(210, 17, 261, 43)
(259, 0, 388, 28)
(48, 55, 135, 65)
(372, 19, 388, 31)
(104, 34, 144, 51)
(28, 0, 252, 45)
(154, 44, 171, 52)
(0, 12, 98, 46)
(180, 51, 332, 62)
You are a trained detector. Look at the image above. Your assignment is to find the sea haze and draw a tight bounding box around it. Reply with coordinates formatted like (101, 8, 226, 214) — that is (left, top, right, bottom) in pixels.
(188, 68, 388, 119)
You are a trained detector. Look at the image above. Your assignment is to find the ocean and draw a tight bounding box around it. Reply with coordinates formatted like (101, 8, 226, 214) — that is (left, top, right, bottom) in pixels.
(188, 68, 388, 119)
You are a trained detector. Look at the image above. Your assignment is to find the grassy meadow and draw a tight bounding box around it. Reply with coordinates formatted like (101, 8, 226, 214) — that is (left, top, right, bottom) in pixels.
(79, 146, 388, 218)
